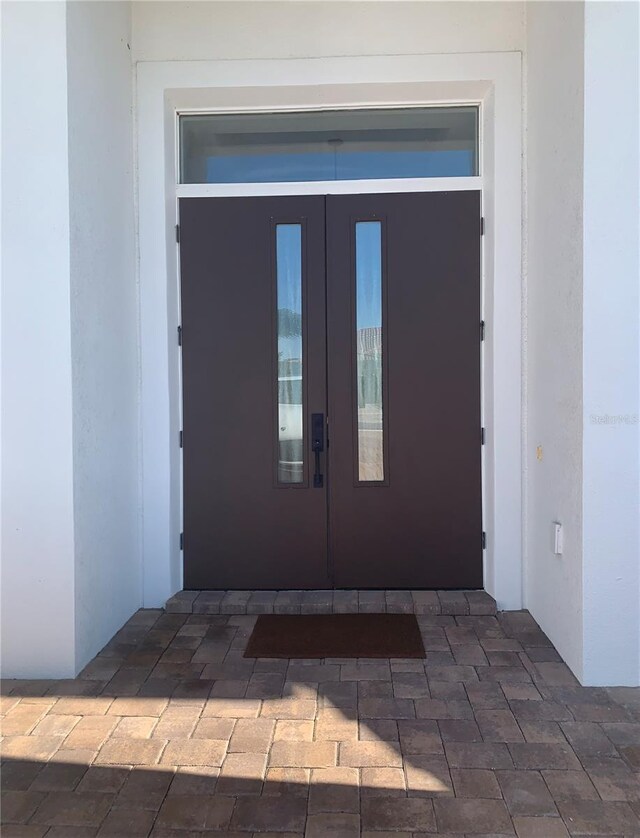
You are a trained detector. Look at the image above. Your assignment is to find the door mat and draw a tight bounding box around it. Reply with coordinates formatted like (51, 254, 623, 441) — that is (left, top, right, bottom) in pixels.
(243, 613, 425, 659)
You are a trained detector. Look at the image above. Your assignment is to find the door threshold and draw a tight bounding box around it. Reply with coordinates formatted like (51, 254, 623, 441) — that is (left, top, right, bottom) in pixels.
(166, 589, 496, 617)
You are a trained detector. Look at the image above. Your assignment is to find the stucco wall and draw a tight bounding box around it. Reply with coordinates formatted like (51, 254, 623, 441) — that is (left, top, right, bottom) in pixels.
(1, 1, 77, 677)
(132, 1, 525, 62)
(1, 0, 139, 678)
(525, 0, 640, 685)
(581, 0, 639, 686)
(66, 1, 140, 673)
(524, 1, 585, 679)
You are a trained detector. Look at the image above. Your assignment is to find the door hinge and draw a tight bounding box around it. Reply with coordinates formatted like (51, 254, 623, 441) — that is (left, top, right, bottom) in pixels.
(179, 430, 183, 448)
(480, 320, 485, 341)
(180, 532, 184, 551)
(482, 531, 487, 550)
(481, 427, 486, 445)
(175, 224, 180, 243)
(177, 325, 182, 346)
(480, 217, 485, 236)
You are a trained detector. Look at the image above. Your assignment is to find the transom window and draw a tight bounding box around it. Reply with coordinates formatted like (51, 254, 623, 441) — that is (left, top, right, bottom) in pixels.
(179, 107, 479, 184)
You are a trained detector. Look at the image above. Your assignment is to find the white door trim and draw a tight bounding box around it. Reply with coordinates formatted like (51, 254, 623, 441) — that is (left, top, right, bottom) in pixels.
(136, 52, 522, 609)
(176, 177, 483, 199)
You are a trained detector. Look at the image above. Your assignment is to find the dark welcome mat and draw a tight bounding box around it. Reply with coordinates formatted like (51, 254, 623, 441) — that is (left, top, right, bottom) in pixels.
(244, 613, 426, 659)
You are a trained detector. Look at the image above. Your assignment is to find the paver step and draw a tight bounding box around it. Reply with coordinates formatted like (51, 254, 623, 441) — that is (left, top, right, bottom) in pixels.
(165, 589, 497, 617)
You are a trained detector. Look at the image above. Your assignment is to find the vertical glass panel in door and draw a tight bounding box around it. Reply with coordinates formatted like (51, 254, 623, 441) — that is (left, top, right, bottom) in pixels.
(276, 224, 304, 483)
(355, 221, 384, 482)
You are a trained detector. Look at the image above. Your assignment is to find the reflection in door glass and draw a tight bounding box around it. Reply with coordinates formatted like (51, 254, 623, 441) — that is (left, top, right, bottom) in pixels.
(355, 221, 384, 482)
(276, 224, 304, 483)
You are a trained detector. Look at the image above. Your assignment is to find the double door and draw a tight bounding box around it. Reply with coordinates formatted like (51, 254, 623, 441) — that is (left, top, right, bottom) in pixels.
(179, 191, 482, 589)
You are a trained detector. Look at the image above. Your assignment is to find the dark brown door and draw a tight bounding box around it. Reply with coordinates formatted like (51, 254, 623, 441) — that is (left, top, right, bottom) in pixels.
(180, 196, 329, 589)
(326, 192, 482, 588)
(180, 191, 482, 590)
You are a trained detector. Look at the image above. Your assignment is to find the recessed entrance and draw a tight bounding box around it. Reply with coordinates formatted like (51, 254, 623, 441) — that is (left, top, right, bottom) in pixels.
(179, 191, 482, 590)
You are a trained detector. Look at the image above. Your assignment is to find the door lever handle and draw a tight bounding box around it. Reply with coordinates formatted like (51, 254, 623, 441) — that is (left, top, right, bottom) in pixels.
(311, 413, 324, 488)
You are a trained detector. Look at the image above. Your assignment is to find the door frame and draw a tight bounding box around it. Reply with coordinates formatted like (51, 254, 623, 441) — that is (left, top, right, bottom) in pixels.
(136, 52, 522, 609)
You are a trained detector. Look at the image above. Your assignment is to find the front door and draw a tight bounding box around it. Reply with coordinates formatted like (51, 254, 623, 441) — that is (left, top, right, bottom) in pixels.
(180, 191, 482, 590)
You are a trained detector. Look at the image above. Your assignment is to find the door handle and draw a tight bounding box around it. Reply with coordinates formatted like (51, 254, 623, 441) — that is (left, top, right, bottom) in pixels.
(311, 413, 324, 488)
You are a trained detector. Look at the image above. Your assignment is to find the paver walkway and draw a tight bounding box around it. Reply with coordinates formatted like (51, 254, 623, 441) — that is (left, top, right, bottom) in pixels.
(2, 606, 639, 836)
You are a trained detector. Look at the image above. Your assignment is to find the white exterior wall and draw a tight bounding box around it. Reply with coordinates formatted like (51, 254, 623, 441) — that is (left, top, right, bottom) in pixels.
(582, 1, 639, 686)
(1, 0, 139, 678)
(525, 0, 640, 685)
(1, 1, 77, 677)
(66, 1, 140, 672)
(524, 2, 585, 679)
(132, 1, 525, 62)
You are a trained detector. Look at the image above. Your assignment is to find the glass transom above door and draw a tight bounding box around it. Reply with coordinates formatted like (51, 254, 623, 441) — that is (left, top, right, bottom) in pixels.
(179, 107, 478, 184)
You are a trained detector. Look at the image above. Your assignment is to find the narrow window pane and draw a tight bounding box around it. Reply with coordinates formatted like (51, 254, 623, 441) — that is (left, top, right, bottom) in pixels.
(276, 225, 303, 483)
(180, 107, 478, 184)
(355, 221, 384, 482)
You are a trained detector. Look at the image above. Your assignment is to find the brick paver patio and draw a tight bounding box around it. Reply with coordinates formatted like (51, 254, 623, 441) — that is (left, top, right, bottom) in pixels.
(2, 596, 639, 836)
